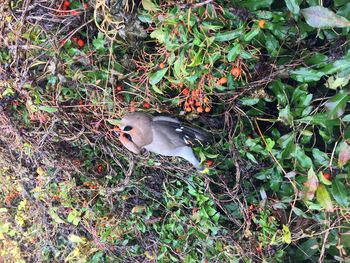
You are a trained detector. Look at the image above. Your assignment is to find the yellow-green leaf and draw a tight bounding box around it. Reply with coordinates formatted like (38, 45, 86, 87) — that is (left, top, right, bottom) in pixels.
(49, 208, 66, 224)
(131, 205, 146, 213)
(141, 0, 159, 11)
(316, 184, 334, 212)
(68, 234, 85, 244)
(282, 225, 292, 244)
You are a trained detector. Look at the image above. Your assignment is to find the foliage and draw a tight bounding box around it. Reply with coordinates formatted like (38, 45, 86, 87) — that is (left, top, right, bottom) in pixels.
(1, 0, 350, 262)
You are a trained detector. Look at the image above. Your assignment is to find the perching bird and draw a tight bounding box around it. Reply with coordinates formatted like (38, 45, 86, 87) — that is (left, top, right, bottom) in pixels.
(118, 112, 210, 170)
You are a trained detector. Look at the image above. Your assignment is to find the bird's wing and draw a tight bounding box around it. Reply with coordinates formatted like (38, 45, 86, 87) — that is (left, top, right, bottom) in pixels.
(152, 115, 180, 123)
(151, 121, 186, 147)
(152, 120, 210, 146)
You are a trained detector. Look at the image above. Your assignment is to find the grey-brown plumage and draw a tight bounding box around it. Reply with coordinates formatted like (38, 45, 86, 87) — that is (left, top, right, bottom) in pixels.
(118, 112, 210, 169)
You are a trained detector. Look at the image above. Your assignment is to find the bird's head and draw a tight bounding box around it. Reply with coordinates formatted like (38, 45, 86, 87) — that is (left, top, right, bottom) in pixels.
(119, 112, 153, 147)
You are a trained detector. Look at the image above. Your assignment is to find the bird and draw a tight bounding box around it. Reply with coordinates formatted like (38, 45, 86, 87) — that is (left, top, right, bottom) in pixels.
(118, 112, 210, 170)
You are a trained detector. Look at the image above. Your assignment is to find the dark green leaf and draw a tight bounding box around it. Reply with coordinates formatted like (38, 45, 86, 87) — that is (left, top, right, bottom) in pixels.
(285, 0, 300, 14)
(290, 68, 324, 82)
(295, 239, 319, 260)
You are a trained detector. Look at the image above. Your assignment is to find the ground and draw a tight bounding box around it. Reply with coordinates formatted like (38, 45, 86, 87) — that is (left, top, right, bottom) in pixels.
(1, 0, 350, 262)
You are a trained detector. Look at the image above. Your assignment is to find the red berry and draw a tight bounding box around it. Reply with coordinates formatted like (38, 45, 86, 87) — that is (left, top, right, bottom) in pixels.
(116, 86, 123, 92)
(63, 1, 70, 7)
(70, 10, 78, 16)
(83, 3, 88, 10)
(183, 88, 189, 96)
(143, 102, 151, 109)
(77, 39, 84, 47)
(323, 173, 331, 180)
(206, 160, 214, 167)
(72, 37, 78, 42)
(97, 165, 103, 173)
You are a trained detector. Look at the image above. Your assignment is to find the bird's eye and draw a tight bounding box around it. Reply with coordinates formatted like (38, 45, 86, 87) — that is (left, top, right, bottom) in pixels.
(125, 133, 133, 142)
(123, 126, 133, 131)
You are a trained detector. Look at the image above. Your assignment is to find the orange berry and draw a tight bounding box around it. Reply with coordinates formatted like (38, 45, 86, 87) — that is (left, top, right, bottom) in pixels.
(83, 3, 88, 10)
(185, 107, 192, 112)
(323, 173, 331, 180)
(231, 67, 241, 77)
(143, 102, 151, 109)
(179, 83, 184, 88)
(77, 39, 84, 47)
(196, 106, 203, 113)
(204, 107, 211, 113)
(183, 88, 189, 96)
(195, 101, 201, 107)
(191, 90, 198, 97)
(203, 97, 209, 104)
(217, 77, 227, 85)
(206, 160, 214, 167)
(159, 62, 165, 69)
(258, 19, 266, 28)
(63, 1, 70, 7)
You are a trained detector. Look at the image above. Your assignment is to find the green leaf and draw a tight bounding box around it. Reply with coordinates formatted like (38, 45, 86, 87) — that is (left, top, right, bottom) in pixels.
(316, 184, 334, 212)
(321, 55, 350, 75)
(301, 6, 350, 28)
(244, 26, 260, 42)
(240, 0, 273, 11)
(312, 148, 330, 166)
(324, 90, 350, 119)
(151, 85, 164, 94)
(106, 119, 120, 126)
(92, 32, 105, 50)
(141, 0, 159, 11)
(215, 28, 244, 42)
(326, 73, 350, 89)
(39, 105, 58, 113)
(285, 0, 300, 15)
(49, 208, 65, 224)
(149, 68, 168, 85)
(331, 178, 348, 208)
(188, 49, 203, 67)
(278, 105, 293, 125)
(264, 32, 280, 57)
(290, 68, 324, 82)
(227, 43, 241, 62)
(295, 239, 319, 260)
